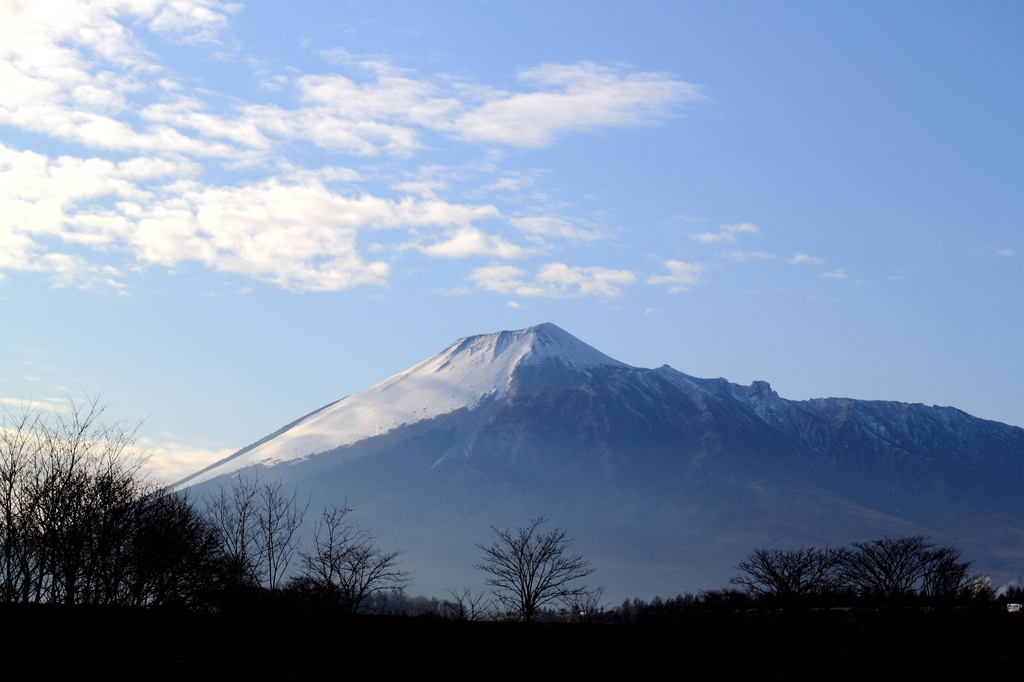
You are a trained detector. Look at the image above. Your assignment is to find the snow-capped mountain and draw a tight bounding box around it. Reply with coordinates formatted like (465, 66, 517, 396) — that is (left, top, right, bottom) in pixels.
(182, 323, 626, 484)
(180, 323, 1024, 598)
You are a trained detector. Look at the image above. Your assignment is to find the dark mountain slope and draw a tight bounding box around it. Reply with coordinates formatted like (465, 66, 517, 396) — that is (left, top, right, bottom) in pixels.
(181, 324, 1024, 597)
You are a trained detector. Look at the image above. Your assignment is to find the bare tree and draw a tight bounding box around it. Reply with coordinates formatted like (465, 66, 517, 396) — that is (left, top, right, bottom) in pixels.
(730, 546, 843, 602)
(0, 397, 154, 605)
(205, 471, 261, 589)
(0, 404, 42, 602)
(204, 469, 308, 591)
(919, 543, 991, 601)
(0, 396, 225, 608)
(123, 489, 225, 608)
(255, 479, 308, 591)
(562, 585, 610, 623)
(298, 504, 410, 613)
(443, 587, 494, 621)
(840, 535, 934, 599)
(839, 535, 986, 601)
(476, 515, 595, 623)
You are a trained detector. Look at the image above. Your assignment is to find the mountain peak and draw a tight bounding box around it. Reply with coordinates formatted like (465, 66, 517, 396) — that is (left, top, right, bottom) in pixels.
(449, 323, 628, 374)
(183, 323, 627, 483)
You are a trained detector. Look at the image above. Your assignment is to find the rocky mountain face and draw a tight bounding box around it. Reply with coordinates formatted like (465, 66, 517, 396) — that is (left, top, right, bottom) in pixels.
(180, 323, 1024, 599)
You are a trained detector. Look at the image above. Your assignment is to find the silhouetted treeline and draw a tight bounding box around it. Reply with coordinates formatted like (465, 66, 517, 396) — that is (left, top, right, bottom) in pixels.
(0, 400, 224, 608)
(0, 399, 415, 613)
(610, 538, 1001, 625)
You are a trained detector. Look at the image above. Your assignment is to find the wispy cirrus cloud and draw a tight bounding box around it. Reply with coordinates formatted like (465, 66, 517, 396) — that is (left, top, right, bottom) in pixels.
(410, 225, 538, 260)
(510, 216, 602, 243)
(647, 260, 703, 292)
(719, 250, 777, 262)
(788, 252, 825, 266)
(454, 62, 702, 147)
(690, 222, 759, 244)
(471, 263, 636, 298)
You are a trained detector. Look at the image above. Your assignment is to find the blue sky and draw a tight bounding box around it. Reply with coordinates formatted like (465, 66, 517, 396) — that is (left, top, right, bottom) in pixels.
(2, 1, 1021, 482)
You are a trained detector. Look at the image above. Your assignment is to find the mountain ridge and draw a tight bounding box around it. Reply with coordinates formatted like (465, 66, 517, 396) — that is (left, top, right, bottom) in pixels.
(178, 323, 1024, 597)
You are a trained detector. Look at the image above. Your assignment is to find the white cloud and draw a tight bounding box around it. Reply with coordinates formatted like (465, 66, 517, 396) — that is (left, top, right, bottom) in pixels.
(392, 180, 448, 198)
(0, 397, 65, 412)
(470, 265, 545, 297)
(998, 248, 1015, 256)
(0, 143, 188, 287)
(36, 254, 127, 291)
(414, 225, 536, 259)
(647, 260, 703, 292)
(482, 174, 534, 194)
(690, 222, 758, 244)
(822, 269, 847, 279)
(390, 165, 457, 198)
(722, 222, 758, 235)
(511, 216, 601, 242)
(0, 143, 537, 292)
(0, 1, 244, 157)
(0, 6, 705, 294)
(298, 68, 461, 128)
(455, 62, 701, 147)
(691, 231, 733, 244)
(789, 252, 825, 266)
(719, 250, 777, 261)
(536, 263, 636, 297)
(1, 4, 700, 164)
(146, 0, 241, 45)
(470, 262, 636, 298)
(129, 178, 512, 291)
(141, 438, 237, 484)
(176, 59, 700, 159)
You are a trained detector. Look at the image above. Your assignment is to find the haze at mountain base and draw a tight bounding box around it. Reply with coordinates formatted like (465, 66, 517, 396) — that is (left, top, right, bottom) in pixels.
(179, 324, 1024, 599)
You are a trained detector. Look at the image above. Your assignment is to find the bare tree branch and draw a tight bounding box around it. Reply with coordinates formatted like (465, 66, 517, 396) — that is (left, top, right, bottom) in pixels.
(730, 547, 843, 602)
(0, 395, 224, 608)
(839, 535, 988, 601)
(475, 515, 595, 623)
(204, 469, 308, 591)
(443, 587, 494, 621)
(296, 504, 411, 613)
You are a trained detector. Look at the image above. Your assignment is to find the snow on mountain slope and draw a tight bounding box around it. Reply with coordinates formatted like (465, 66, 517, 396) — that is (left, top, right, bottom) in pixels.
(182, 323, 627, 485)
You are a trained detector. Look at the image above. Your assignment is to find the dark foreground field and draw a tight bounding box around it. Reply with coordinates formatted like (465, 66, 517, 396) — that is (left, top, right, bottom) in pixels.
(7, 603, 1024, 679)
